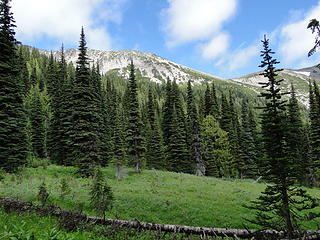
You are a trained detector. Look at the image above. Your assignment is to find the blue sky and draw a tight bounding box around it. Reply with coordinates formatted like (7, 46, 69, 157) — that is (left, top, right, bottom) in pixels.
(11, 0, 320, 78)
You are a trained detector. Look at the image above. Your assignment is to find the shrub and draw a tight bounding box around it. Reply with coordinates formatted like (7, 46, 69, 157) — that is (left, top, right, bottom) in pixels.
(90, 168, 114, 220)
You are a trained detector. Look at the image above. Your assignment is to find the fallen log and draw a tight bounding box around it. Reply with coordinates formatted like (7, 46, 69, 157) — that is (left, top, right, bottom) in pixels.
(0, 196, 319, 239)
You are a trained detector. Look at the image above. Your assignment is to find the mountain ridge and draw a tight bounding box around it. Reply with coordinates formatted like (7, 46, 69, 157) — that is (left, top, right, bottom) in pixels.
(38, 48, 224, 84)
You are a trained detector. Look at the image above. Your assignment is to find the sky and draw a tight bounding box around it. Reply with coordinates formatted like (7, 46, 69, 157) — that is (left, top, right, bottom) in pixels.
(10, 0, 320, 78)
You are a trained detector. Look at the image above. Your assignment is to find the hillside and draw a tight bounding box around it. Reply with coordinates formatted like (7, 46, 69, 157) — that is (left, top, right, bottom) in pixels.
(231, 66, 320, 107)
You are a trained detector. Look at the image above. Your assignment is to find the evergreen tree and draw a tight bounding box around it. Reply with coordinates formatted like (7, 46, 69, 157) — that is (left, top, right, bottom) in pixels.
(240, 99, 257, 178)
(29, 86, 45, 158)
(113, 105, 127, 180)
(16, 45, 30, 96)
(126, 60, 145, 172)
(204, 83, 212, 117)
(100, 83, 113, 167)
(220, 93, 232, 132)
(186, 80, 195, 168)
(201, 115, 233, 177)
(145, 89, 164, 169)
(187, 80, 205, 175)
(309, 81, 320, 183)
(286, 84, 306, 184)
(30, 65, 37, 87)
(168, 80, 191, 173)
(211, 81, 219, 119)
(0, 0, 27, 172)
(228, 93, 242, 176)
(246, 36, 319, 238)
(70, 28, 101, 176)
(166, 106, 189, 172)
(162, 78, 173, 148)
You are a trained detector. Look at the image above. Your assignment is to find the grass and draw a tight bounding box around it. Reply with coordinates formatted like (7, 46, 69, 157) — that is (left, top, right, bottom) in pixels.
(0, 209, 106, 240)
(0, 164, 319, 231)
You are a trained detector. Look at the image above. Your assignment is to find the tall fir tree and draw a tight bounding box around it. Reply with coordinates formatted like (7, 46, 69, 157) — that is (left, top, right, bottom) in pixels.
(166, 106, 189, 172)
(188, 82, 205, 176)
(162, 79, 173, 148)
(28, 86, 45, 158)
(211, 81, 219, 119)
(0, 0, 27, 172)
(309, 81, 320, 181)
(113, 105, 127, 180)
(145, 88, 164, 169)
(16, 45, 30, 96)
(246, 36, 319, 238)
(228, 93, 243, 177)
(70, 28, 101, 176)
(204, 83, 212, 117)
(220, 93, 232, 132)
(240, 99, 257, 178)
(100, 83, 113, 167)
(126, 60, 145, 172)
(286, 84, 306, 184)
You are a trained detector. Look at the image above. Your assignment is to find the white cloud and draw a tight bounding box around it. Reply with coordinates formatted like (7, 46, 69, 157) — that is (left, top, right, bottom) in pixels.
(162, 0, 237, 47)
(279, 2, 320, 66)
(11, 0, 127, 50)
(200, 33, 230, 60)
(226, 43, 259, 71)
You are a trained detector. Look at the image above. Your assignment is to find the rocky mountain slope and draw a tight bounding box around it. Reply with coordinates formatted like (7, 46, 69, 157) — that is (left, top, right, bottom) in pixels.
(231, 66, 320, 107)
(39, 49, 224, 84)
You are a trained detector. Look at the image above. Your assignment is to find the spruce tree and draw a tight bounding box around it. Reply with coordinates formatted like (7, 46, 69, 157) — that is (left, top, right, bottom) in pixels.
(16, 45, 30, 96)
(286, 84, 306, 184)
(204, 83, 212, 117)
(246, 36, 319, 238)
(0, 0, 27, 172)
(113, 106, 127, 180)
(30, 65, 38, 87)
(162, 78, 173, 147)
(166, 106, 189, 173)
(100, 83, 113, 167)
(186, 80, 205, 175)
(220, 93, 232, 132)
(228, 93, 242, 176)
(309, 81, 320, 181)
(169, 80, 191, 173)
(70, 28, 101, 176)
(240, 99, 257, 178)
(29, 86, 45, 158)
(211, 81, 219, 119)
(126, 60, 145, 172)
(145, 89, 164, 169)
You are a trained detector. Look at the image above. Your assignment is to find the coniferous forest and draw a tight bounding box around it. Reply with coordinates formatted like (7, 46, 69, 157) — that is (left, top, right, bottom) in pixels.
(1, 0, 320, 239)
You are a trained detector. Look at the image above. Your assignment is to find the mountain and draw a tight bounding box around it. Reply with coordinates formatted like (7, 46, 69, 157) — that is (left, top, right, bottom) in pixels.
(39, 49, 224, 84)
(39, 48, 318, 107)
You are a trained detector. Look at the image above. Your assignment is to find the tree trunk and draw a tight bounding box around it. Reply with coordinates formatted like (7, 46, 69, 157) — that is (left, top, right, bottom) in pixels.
(116, 164, 122, 180)
(281, 177, 294, 239)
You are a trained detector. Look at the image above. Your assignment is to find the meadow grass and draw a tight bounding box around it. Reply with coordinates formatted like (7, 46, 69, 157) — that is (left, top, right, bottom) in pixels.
(0, 164, 319, 231)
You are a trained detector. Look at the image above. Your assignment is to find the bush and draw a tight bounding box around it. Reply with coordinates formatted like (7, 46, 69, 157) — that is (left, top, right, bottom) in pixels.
(60, 178, 71, 199)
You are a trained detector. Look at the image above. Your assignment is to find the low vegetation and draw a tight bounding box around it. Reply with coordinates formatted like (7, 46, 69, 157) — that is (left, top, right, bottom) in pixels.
(0, 164, 319, 231)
